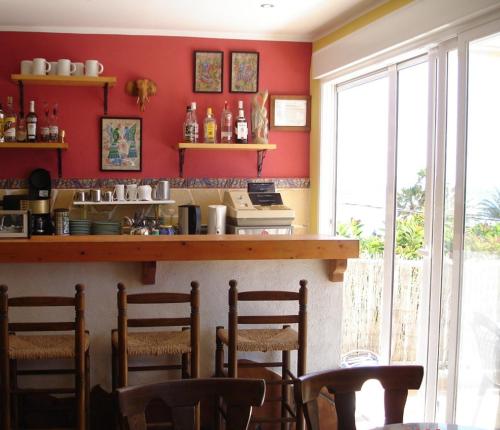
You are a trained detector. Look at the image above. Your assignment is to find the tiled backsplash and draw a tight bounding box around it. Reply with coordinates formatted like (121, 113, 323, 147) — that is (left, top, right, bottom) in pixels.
(0, 178, 310, 234)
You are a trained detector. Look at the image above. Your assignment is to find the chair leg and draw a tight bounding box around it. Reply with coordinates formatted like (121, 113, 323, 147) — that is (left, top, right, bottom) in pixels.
(10, 359, 18, 430)
(111, 343, 117, 392)
(181, 353, 189, 379)
(85, 349, 91, 430)
(1, 351, 10, 430)
(282, 350, 290, 430)
(215, 327, 224, 377)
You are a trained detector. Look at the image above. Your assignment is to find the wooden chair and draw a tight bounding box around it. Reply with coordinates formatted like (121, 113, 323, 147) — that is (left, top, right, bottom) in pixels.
(294, 365, 424, 430)
(0, 284, 89, 430)
(111, 281, 200, 390)
(117, 377, 266, 430)
(215, 279, 308, 429)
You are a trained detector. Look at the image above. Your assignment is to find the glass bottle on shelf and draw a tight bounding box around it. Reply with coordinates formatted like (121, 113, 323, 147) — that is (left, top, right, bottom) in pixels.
(40, 102, 50, 142)
(49, 104, 59, 142)
(16, 112, 27, 142)
(183, 105, 194, 142)
(220, 101, 233, 143)
(191, 102, 199, 142)
(234, 100, 248, 144)
(204, 107, 216, 143)
(4, 96, 17, 142)
(26, 100, 38, 143)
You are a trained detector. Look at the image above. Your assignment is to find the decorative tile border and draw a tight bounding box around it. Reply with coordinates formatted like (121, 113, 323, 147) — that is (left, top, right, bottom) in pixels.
(0, 177, 310, 190)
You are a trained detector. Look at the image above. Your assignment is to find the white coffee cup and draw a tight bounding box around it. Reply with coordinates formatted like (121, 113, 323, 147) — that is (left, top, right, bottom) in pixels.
(20, 60, 33, 75)
(32, 58, 51, 75)
(126, 184, 138, 201)
(72, 62, 84, 76)
(57, 59, 76, 76)
(138, 185, 152, 201)
(48, 61, 58, 75)
(113, 184, 125, 201)
(85, 60, 104, 77)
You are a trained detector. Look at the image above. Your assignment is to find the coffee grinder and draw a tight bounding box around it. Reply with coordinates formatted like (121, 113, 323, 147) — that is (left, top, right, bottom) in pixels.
(28, 168, 53, 235)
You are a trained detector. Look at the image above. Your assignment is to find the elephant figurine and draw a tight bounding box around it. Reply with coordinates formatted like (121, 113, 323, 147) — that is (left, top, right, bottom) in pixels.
(125, 78, 157, 112)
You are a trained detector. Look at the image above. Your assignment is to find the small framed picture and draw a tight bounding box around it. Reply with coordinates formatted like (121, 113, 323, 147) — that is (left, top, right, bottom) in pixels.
(193, 51, 223, 93)
(230, 51, 259, 93)
(100, 117, 142, 171)
(270, 95, 311, 131)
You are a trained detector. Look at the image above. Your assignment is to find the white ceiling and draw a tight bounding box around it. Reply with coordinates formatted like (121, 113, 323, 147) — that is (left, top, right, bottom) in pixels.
(1, 0, 387, 42)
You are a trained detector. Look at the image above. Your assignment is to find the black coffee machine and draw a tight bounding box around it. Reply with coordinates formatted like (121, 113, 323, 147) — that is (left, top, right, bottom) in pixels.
(28, 168, 53, 235)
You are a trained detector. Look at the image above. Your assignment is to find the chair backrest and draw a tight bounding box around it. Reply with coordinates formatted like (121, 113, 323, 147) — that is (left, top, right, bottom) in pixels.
(228, 279, 308, 375)
(117, 281, 200, 376)
(117, 377, 266, 430)
(0, 283, 85, 343)
(294, 365, 424, 430)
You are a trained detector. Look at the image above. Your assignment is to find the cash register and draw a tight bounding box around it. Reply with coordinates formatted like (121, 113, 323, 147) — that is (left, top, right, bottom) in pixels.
(224, 182, 295, 235)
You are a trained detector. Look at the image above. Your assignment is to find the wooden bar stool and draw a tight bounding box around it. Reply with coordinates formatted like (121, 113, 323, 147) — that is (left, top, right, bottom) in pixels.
(215, 279, 308, 430)
(111, 281, 200, 390)
(0, 284, 89, 430)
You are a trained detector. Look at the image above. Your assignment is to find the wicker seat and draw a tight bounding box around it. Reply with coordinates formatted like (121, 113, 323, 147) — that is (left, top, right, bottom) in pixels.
(215, 279, 308, 430)
(111, 281, 200, 391)
(0, 284, 89, 430)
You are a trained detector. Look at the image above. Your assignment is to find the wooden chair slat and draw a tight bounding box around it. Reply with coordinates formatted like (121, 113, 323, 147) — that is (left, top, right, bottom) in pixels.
(238, 315, 299, 325)
(9, 321, 75, 331)
(127, 317, 191, 328)
(8, 296, 75, 307)
(127, 292, 191, 304)
(238, 291, 300, 301)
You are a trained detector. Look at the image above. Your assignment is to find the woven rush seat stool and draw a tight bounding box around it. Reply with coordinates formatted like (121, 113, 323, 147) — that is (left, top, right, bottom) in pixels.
(111, 281, 200, 390)
(215, 279, 308, 430)
(0, 284, 89, 430)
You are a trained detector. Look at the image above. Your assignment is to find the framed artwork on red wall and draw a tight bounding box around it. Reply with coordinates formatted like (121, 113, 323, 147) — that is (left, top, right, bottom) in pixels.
(100, 117, 142, 171)
(230, 51, 259, 93)
(193, 51, 223, 93)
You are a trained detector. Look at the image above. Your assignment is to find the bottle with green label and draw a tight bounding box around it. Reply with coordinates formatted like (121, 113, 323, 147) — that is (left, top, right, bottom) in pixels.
(204, 107, 217, 143)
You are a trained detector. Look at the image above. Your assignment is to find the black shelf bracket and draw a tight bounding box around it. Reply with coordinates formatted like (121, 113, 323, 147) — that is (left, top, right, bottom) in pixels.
(57, 148, 63, 178)
(178, 148, 186, 178)
(103, 83, 109, 115)
(18, 81, 25, 116)
(257, 149, 268, 177)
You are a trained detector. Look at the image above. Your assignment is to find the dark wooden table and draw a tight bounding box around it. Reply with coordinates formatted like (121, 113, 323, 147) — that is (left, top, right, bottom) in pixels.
(372, 423, 486, 430)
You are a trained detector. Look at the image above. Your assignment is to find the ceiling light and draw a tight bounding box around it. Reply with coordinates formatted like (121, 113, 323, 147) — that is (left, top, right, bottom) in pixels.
(260, 3, 275, 8)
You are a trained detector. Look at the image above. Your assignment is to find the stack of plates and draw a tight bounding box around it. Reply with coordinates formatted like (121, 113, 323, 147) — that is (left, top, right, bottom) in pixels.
(70, 219, 91, 236)
(91, 221, 121, 235)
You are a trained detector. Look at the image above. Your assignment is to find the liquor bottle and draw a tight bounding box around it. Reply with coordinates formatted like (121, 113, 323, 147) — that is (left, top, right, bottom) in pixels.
(26, 100, 38, 143)
(40, 102, 50, 142)
(0, 103, 4, 143)
(4, 96, 17, 142)
(183, 105, 194, 142)
(16, 112, 27, 142)
(49, 104, 59, 142)
(234, 100, 248, 144)
(220, 101, 233, 143)
(204, 107, 217, 143)
(190, 102, 199, 142)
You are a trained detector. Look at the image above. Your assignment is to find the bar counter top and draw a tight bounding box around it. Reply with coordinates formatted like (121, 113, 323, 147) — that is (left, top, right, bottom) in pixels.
(0, 234, 359, 283)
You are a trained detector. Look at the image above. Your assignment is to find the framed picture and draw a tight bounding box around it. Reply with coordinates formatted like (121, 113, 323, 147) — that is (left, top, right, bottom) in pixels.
(270, 95, 311, 131)
(230, 51, 259, 93)
(193, 51, 223, 93)
(100, 117, 142, 171)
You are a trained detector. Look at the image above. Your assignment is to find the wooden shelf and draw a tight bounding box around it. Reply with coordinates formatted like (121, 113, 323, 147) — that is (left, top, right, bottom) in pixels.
(177, 142, 276, 177)
(178, 143, 276, 150)
(11, 74, 116, 87)
(0, 235, 359, 285)
(0, 142, 68, 149)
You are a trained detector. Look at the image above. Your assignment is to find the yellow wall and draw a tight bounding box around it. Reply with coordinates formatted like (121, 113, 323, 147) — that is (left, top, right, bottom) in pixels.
(309, 0, 414, 233)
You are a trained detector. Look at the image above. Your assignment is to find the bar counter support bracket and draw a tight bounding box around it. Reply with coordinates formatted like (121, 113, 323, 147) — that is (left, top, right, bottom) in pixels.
(328, 259, 348, 282)
(142, 261, 157, 285)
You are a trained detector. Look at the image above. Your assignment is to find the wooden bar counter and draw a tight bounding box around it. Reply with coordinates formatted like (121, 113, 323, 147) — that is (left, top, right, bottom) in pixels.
(0, 235, 359, 284)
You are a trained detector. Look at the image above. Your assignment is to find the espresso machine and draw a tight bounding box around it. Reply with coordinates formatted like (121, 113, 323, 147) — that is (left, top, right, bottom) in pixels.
(28, 168, 53, 235)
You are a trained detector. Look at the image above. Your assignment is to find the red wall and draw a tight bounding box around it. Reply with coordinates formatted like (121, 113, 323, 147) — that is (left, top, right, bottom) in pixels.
(0, 32, 311, 180)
